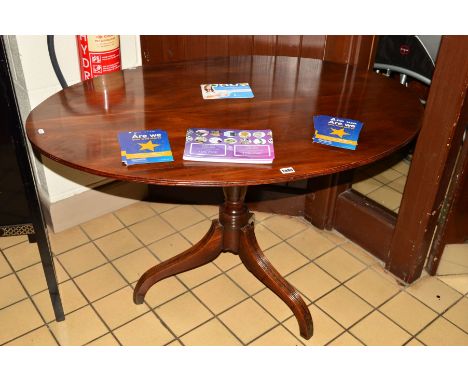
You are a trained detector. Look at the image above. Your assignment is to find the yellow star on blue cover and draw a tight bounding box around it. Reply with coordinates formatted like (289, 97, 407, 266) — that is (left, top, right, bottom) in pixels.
(138, 140, 159, 151)
(330, 128, 350, 139)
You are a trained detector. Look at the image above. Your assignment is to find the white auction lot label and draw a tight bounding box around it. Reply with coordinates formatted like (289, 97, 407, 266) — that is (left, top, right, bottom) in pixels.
(280, 167, 295, 174)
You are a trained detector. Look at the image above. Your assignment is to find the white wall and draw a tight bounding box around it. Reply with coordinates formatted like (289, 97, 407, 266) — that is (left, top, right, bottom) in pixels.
(7, 35, 142, 203)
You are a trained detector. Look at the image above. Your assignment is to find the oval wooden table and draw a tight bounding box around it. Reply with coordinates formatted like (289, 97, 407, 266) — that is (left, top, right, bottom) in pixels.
(26, 56, 424, 340)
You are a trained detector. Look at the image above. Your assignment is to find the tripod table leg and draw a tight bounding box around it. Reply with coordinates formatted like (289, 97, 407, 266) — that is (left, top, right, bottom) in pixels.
(238, 222, 313, 340)
(133, 220, 224, 304)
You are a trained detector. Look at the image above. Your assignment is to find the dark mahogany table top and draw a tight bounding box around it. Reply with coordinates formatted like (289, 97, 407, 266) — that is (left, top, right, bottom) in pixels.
(26, 56, 424, 187)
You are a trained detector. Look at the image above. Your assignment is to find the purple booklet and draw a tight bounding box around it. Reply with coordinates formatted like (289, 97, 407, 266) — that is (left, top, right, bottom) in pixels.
(183, 129, 275, 164)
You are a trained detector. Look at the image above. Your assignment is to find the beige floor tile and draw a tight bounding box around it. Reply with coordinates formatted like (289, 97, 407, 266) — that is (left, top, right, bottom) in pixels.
(263, 242, 309, 276)
(316, 286, 373, 328)
(218, 298, 277, 344)
(367, 186, 403, 211)
(0, 274, 27, 308)
(81, 213, 124, 240)
(193, 274, 247, 314)
(0, 252, 13, 277)
(48, 226, 89, 255)
(180, 318, 241, 346)
(443, 297, 468, 332)
(94, 229, 142, 261)
(226, 264, 265, 295)
(177, 263, 221, 288)
(0, 235, 27, 250)
(74, 264, 127, 302)
(315, 247, 366, 282)
(405, 338, 424, 346)
(437, 274, 468, 295)
(16, 260, 69, 296)
(261, 215, 309, 240)
(213, 251, 241, 271)
(113, 247, 158, 283)
(5, 326, 58, 346)
(160, 205, 206, 231)
(33, 280, 88, 323)
(436, 244, 468, 275)
(49, 306, 108, 346)
(57, 242, 107, 277)
(251, 210, 276, 222)
(138, 277, 187, 308)
(345, 268, 400, 307)
(379, 292, 438, 334)
(155, 292, 213, 336)
(286, 227, 336, 260)
(3, 241, 41, 271)
(147, 201, 178, 214)
(321, 229, 347, 245)
(129, 215, 176, 245)
(113, 312, 175, 345)
(193, 204, 219, 218)
(0, 299, 44, 344)
(180, 219, 212, 244)
(350, 311, 411, 346)
(283, 305, 344, 346)
(392, 160, 410, 175)
(352, 177, 383, 195)
(387, 176, 407, 193)
(328, 332, 363, 346)
(254, 223, 282, 251)
(147, 233, 192, 262)
(369, 264, 402, 287)
(114, 202, 155, 226)
(372, 168, 402, 184)
(286, 263, 340, 302)
(250, 325, 303, 346)
(93, 286, 149, 329)
(340, 242, 380, 266)
(254, 288, 308, 322)
(406, 276, 462, 313)
(86, 333, 120, 346)
(417, 317, 468, 346)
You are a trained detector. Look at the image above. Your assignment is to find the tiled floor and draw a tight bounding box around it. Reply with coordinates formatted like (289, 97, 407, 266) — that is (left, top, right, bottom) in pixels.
(1, 200, 467, 346)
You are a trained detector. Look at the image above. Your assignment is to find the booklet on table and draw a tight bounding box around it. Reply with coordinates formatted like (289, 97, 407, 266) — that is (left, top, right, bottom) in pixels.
(118, 130, 174, 166)
(200, 83, 254, 99)
(183, 128, 274, 164)
(312, 115, 364, 150)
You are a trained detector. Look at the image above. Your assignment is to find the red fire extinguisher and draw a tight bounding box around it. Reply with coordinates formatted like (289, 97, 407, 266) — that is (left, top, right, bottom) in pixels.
(76, 35, 121, 81)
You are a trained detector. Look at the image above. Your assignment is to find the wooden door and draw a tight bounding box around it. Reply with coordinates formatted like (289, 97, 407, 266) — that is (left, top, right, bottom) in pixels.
(386, 36, 468, 283)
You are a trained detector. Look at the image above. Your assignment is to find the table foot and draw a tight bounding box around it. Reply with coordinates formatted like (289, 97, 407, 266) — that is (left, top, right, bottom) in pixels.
(238, 222, 314, 340)
(133, 220, 224, 304)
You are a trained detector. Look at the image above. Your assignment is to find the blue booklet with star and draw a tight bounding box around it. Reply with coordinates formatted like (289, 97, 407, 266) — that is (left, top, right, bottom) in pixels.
(118, 130, 174, 166)
(313, 115, 364, 150)
(201, 83, 254, 99)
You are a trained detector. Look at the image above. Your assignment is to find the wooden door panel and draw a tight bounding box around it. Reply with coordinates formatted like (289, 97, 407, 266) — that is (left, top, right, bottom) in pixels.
(276, 35, 302, 57)
(206, 35, 229, 57)
(301, 35, 327, 59)
(252, 35, 277, 55)
(228, 35, 253, 55)
(184, 36, 207, 60)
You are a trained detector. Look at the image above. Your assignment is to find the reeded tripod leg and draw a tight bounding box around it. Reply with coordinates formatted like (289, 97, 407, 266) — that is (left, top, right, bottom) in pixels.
(133, 220, 224, 304)
(238, 222, 313, 340)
